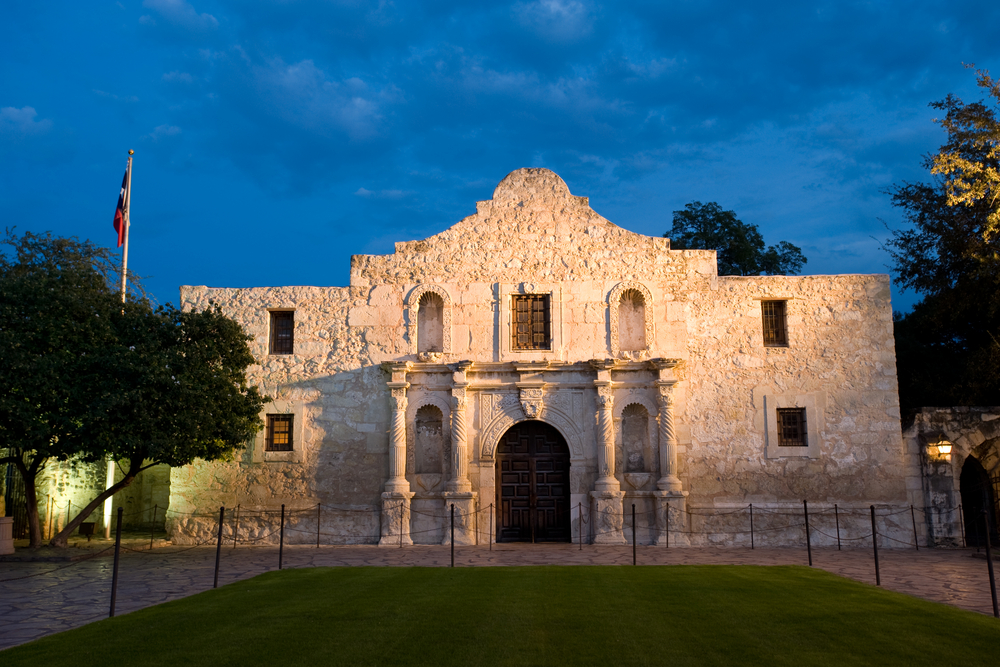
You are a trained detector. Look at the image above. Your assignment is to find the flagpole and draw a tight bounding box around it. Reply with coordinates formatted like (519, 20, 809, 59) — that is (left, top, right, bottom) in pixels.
(106, 149, 132, 539)
(119, 150, 133, 303)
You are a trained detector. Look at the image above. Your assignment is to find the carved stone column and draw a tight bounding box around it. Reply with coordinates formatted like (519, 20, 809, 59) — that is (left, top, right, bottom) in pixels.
(649, 358, 686, 546)
(655, 382, 683, 493)
(380, 362, 414, 546)
(590, 359, 625, 544)
(443, 361, 477, 545)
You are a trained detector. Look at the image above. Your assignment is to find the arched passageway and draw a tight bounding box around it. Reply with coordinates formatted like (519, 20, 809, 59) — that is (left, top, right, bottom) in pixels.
(960, 456, 999, 547)
(496, 421, 571, 543)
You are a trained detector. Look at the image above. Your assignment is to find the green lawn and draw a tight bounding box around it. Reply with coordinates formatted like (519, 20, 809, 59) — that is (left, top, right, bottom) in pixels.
(5, 565, 998, 666)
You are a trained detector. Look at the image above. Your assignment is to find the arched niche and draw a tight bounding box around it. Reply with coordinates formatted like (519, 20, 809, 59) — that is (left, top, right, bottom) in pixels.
(608, 281, 654, 358)
(405, 285, 453, 358)
(405, 394, 451, 486)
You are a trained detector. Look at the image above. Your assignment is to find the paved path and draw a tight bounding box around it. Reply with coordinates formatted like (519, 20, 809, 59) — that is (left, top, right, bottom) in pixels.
(1, 543, 997, 651)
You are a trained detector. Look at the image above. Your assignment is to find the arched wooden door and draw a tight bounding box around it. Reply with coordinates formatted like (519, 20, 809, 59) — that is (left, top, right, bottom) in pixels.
(496, 420, 571, 542)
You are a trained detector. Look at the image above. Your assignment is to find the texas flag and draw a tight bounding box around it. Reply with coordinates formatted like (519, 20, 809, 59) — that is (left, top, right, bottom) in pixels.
(113, 165, 130, 248)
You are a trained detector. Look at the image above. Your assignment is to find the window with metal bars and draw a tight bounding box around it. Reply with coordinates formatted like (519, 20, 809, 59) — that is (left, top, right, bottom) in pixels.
(761, 300, 788, 347)
(776, 408, 807, 447)
(265, 415, 294, 452)
(270, 311, 294, 355)
(512, 294, 550, 350)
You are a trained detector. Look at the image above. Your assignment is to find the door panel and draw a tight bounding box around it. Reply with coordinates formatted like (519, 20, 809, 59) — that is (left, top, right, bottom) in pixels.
(496, 421, 571, 542)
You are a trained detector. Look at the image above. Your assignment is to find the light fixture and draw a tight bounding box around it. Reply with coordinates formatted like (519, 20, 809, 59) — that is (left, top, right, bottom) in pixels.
(937, 442, 952, 456)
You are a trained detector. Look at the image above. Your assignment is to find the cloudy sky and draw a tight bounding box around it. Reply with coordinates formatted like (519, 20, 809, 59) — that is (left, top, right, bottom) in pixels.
(2, 1, 997, 311)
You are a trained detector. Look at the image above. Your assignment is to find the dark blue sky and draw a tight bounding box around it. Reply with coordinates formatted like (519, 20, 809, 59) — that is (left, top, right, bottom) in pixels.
(3, 1, 998, 311)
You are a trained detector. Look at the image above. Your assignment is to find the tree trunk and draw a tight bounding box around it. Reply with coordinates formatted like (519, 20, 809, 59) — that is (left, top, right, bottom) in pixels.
(48, 456, 147, 548)
(4, 454, 46, 549)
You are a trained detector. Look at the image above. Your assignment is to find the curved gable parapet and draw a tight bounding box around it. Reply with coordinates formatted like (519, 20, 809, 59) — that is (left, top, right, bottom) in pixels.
(349, 168, 699, 287)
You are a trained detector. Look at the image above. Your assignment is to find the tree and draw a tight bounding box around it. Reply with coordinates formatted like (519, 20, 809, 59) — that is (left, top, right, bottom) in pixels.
(0, 230, 125, 547)
(47, 300, 268, 547)
(930, 66, 1000, 242)
(886, 69, 1000, 414)
(665, 201, 807, 276)
(0, 230, 267, 548)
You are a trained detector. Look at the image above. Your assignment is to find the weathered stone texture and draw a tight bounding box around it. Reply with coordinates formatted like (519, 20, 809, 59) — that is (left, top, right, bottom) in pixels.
(170, 168, 913, 546)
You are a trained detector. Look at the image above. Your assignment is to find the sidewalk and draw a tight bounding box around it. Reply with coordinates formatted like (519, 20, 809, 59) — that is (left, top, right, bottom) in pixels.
(1, 543, 996, 651)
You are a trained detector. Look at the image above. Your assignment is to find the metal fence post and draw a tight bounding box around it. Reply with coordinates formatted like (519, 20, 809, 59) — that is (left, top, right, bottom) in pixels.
(399, 501, 403, 549)
(450, 504, 455, 568)
(632, 504, 637, 566)
(870, 505, 881, 586)
(803, 500, 812, 566)
(109, 507, 123, 618)
(316, 504, 321, 548)
(749, 503, 754, 550)
(982, 509, 999, 618)
(959, 504, 966, 547)
(214, 506, 224, 588)
(149, 504, 157, 550)
(909, 505, 919, 550)
(490, 503, 494, 551)
(834, 504, 841, 550)
(665, 503, 670, 549)
(232, 504, 240, 549)
(278, 504, 285, 570)
(578, 502, 582, 550)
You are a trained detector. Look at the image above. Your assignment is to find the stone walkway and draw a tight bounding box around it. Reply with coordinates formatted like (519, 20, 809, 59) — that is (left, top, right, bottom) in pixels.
(1, 543, 997, 651)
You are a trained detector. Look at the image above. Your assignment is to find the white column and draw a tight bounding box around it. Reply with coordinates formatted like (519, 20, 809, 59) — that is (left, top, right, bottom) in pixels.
(380, 363, 414, 546)
(447, 387, 472, 493)
(656, 382, 683, 493)
(590, 359, 625, 544)
(385, 388, 409, 493)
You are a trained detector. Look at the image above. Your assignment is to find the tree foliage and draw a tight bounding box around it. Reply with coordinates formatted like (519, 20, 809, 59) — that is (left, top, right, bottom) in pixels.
(930, 66, 1000, 241)
(666, 201, 807, 276)
(886, 69, 1000, 414)
(0, 230, 267, 548)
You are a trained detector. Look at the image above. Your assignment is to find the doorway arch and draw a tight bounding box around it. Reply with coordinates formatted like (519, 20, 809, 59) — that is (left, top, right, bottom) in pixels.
(960, 455, 999, 547)
(496, 420, 571, 543)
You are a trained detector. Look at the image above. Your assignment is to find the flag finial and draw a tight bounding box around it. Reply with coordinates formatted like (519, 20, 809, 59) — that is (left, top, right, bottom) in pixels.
(128, 149, 134, 155)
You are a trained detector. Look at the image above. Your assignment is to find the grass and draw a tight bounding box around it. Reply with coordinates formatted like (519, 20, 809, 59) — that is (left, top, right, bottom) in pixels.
(4, 565, 999, 666)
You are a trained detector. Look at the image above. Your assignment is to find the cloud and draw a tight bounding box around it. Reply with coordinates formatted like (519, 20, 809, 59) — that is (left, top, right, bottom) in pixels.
(355, 187, 408, 200)
(93, 89, 139, 103)
(143, 124, 182, 141)
(162, 71, 194, 83)
(513, 0, 595, 42)
(0, 106, 52, 137)
(142, 0, 218, 32)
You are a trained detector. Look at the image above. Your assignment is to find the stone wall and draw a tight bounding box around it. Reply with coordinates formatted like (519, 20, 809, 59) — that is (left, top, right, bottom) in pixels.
(171, 168, 914, 547)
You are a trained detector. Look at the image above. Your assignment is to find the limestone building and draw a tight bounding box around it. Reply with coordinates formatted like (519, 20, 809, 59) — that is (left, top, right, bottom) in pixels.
(169, 168, 917, 546)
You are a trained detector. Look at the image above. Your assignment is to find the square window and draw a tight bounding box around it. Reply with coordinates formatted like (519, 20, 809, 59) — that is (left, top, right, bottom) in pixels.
(270, 311, 294, 355)
(512, 295, 550, 350)
(265, 415, 294, 452)
(776, 408, 807, 447)
(761, 300, 788, 347)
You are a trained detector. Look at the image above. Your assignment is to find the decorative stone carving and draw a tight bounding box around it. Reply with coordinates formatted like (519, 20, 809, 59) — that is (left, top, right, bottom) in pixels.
(655, 381, 683, 493)
(520, 386, 544, 419)
(608, 281, 655, 358)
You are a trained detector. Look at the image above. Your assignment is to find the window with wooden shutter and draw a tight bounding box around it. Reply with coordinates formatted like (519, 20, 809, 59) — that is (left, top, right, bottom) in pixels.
(265, 415, 294, 452)
(512, 294, 550, 350)
(776, 408, 807, 447)
(761, 300, 788, 347)
(270, 311, 294, 355)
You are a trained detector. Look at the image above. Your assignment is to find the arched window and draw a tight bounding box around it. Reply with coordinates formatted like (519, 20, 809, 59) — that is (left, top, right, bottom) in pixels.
(621, 404, 651, 473)
(618, 289, 646, 351)
(417, 292, 444, 354)
(415, 405, 445, 475)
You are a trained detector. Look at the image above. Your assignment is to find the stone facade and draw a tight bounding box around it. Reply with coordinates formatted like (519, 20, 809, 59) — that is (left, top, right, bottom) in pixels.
(906, 407, 1000, 547)
(170, 168, 913, 546)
